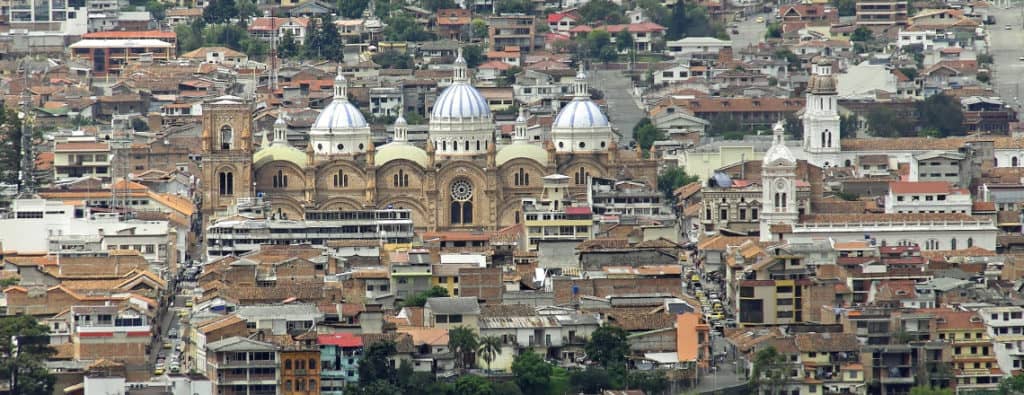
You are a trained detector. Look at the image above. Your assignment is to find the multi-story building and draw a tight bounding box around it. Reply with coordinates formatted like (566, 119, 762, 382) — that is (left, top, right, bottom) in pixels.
(855, 0, 908, 28)
(588, 177, 674, 220)
(794, 333, 866, 395)
(8, 0, 87, 33)
(522, 174, 594, 250)
(69, 37, 174, 76)
(734, 246, 814, 326)
(931, 309, 1002, 392)
(368, 87, 403, 119)
(205, 209, 415, 258)
(914, 151, 971, 187)
(319, 333, 362, 395)
(487, 14, 537, 53)
(53, 136, 111, 181)
(885, 181, 973, 215)
(69, 304, 151, 365)
(279, 341, 321, 395)
(424, 297, 481, 331)
(980, 306, 1024, 376)
(205, 337, 280, 395)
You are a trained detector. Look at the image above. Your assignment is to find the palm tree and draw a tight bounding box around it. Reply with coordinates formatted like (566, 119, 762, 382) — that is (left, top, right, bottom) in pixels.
(478, 336, 503, 372)
(449, 326, 479, 371)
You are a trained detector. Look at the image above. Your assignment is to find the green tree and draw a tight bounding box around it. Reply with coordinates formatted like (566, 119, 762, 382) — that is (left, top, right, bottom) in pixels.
(449, 326, 479, 371)
(658, 167, 699, 198)
(492, 381, 523, 395)
(569, 367, 614, 393)
(999, 373, 1024, 394)
(421, 0, 457, 10)
(831, 0, 856, 16)
(235, 0, 258, 20)
(0, 315, 56, 395)
(174, 20, 205, 53)
(774, 49, 800, 71)
(463, 44, 484, 68)
(0, 277, 19, 287)
(851, 26, 873, 42)
(358, 341, 397, 385)
(402, 286, 448, 307)
(765, 22, 782, 39)
(303, 17, 344, 61)
(279, 30, 299, 58)
(372, 50, 414, 69)
(615, 29, 634, 52)
(784, 112, 803, 140)
(477, 336, 502, 372)
(634, 118, 665, 153)
(145, 0, 168, 20)
(454, 375, 492, 395)
(585, 325, 630, 368)
(0, 106, 25, 185)
(751, 346, 790, 395)
(840, 114, 859, 138)
(351, 380, 403, 395)
(866, 107, 913, 137)
(384, 14, 435, 41)
(337, 0, 369, 18)
(130, 118, 149, 132)
(203, 0, 238, 24)
(917, 93, 964, 136)
(578, 0, 624, 24)
(495, 0, 531, 14)
(627, 370, 669, 395)
(471, 18, 489, 41)
(667, 0, 687, 39)
(511, 350, 552, 394)
(909, 386, 954, 395)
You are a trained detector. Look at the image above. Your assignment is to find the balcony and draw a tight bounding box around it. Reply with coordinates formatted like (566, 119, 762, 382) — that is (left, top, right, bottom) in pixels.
(217, 374, 277, 384)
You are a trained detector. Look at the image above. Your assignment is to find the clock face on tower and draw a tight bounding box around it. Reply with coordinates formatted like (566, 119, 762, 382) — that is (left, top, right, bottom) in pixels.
(774, 178, 787, 191)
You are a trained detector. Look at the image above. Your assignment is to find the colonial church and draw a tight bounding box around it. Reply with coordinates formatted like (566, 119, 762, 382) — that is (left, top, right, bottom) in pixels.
(200, 50, 658, 231)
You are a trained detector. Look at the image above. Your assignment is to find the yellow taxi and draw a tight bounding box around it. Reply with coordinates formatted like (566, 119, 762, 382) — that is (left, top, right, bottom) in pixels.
(756, 16, 765, 23)
(153, 367, 165, 375)
(162, 341, 172, 349)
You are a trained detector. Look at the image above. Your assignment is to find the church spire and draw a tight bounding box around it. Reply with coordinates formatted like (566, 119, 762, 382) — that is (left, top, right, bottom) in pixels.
(273, 114, 288, 146)
(393, 109, 408, 142)
(333, 66, 347, 100)
(453, 47, 468, 83)
(573, 64, 589, 98)
(513, 107, 528, 142)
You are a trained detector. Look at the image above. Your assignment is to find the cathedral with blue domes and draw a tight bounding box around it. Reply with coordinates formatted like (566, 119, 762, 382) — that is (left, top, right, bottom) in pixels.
(201, 50, 658, 231)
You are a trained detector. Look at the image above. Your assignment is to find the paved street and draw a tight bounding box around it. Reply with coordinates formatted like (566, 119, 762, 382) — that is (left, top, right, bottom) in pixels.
(730, 10, 771, 50)
(591, 69, 644, 144)
(988, 3, 1024, 109)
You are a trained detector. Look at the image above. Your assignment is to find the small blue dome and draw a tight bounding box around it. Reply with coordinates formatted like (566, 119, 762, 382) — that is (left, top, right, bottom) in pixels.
(431, 83, 491, 119)
(711, 172, 733, 188)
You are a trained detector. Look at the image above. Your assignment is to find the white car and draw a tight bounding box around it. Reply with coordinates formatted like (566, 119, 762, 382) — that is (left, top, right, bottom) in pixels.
(1006, 25, 1013, 30)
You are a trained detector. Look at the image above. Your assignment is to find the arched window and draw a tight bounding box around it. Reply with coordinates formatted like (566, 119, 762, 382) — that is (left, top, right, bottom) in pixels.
(826, 130, 832, 147)
(515, 211, 521, 224)
(821, 131, 827, 147)
(464, 140, 470, 151)
(443, 141, 448, 151)
(219, 125, 233, 150)
(514, 173, 520, 186)
(218, 171, 234, 195)
(575, 167, 588, 185)
(273, 169, 288, 188)
(450, 201, 461, 224)
(845, 159, 852, 167)
(476, 140, 481, 151)
(967, 237, 974, 248)
(995, 158, 999, 167)
(393, 174, 399, 187)
(404, 173, 409, 186)
(951, 238, 957, 250)
(1015, 157, 1020, 167)
(284, 380, 292, 391)
(309, 380, 317, 391)
(334, 170, 348, 188)
(782, 193, 788, 209)
(285, 359, 292, 369)
(309, 359, 317, 370)
(462, 201, 473, 223)
(515, 168, 529, 186)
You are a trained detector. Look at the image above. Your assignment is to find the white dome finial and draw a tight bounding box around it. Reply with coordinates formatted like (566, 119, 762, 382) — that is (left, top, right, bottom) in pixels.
(393, 109, 408, 142)
(453, 47, 468, 83)
(574, 64, 589, 98)
(334, 66, 348, 100)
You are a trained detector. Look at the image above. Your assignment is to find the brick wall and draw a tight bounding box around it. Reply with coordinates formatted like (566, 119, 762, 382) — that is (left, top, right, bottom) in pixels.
(459, 267, 503, 304)
(553, 278, 683, 304)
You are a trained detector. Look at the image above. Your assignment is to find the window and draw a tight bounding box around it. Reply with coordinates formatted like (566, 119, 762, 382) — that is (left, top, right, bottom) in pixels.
(740, 287, 754, 298)
(739, 209, 746, 220)
(752, 208, 758, 219)
(333, 169, 348, 187)
(219, 125, 233, 150)
(285, 360, 292, 369)
(272, 169, 288, 188)
(720, 209, 728, 220)
(218, 171, 234, 195)
(309, 359, 317, 370)
(393, 169, 409, 187)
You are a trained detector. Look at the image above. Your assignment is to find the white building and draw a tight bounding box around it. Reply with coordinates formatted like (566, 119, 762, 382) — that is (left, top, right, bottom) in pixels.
(550, 67, 617, 153)
(665, 37, 732, 58)
(885, 181, 973, 214)
(980, 306, 1024, 376)
(802, 58, 841, 166)
(759, 123, 799, 241)
(785, 213, 996, 251)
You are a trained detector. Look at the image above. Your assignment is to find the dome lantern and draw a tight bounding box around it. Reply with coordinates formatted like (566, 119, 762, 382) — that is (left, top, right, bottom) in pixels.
(273, 114, 288, 146)
(573, 65, 588, 98)
(334, 66, 347, 100)
(394, 110, 408, 142)
(453, 47, 468, 83)
(514, 107, 528, 142)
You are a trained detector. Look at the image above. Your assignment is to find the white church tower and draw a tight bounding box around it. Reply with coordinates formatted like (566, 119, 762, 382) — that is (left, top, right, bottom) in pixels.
(802, 57, 840, 166)
(761, 122, 799, 242)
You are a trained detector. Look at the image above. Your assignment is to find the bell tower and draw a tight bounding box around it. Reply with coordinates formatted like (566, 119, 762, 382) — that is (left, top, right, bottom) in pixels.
(200, 97, 254, 220)
(803, 57, 841, 162)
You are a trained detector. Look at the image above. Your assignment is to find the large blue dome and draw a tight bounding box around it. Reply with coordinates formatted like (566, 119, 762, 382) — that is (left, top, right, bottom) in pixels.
(311, 98, 368, 132)
(553, 99, 610, 129)
(431, 83, 491, 119)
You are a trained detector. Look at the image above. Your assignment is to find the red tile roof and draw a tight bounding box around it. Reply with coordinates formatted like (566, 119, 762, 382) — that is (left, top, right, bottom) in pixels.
(565, 206, 592, 215)
(318, 333, 363, 347)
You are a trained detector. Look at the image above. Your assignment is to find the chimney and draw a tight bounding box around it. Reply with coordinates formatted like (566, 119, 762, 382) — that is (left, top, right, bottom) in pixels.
(360, 304, 384, 335)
